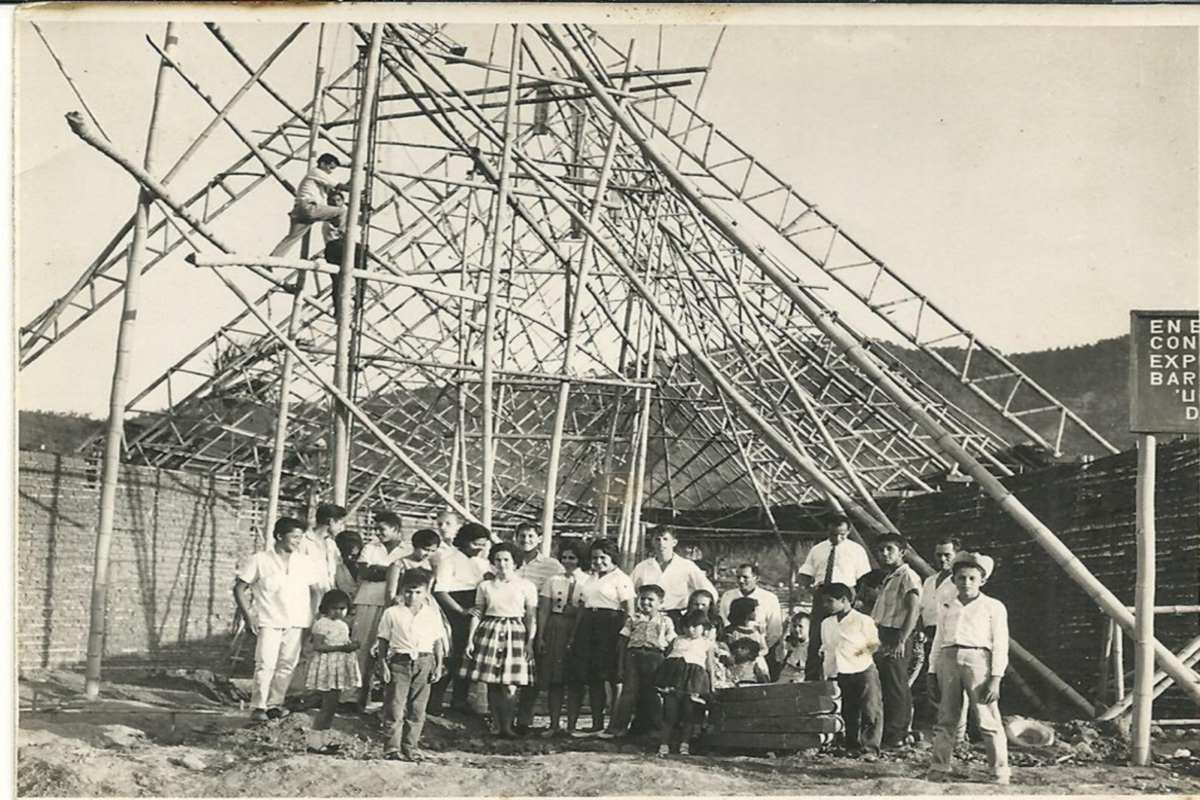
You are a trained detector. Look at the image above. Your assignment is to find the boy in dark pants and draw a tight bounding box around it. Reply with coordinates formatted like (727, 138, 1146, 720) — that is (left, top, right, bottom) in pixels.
(870, 533, 922, 748)
(377, 569, 446, 762)
(819, 583, 883, 756)
(603, 584, 676, 738)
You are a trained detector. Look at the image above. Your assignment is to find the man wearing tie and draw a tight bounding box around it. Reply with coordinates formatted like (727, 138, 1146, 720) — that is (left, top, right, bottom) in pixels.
(797, 515, 872, 680)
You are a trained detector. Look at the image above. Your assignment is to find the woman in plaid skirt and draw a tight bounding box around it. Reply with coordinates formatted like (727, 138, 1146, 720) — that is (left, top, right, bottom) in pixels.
(461, 542, 539, 738)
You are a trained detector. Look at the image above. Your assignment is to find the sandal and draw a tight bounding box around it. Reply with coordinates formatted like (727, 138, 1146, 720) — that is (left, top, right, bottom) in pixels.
(306, 744, 341, 756)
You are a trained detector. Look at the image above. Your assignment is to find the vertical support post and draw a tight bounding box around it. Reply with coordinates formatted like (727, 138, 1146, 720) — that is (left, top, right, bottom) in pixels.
(480, 24, 522, 527)
(85, 22, 177, 701)
(333, 24, 383, 504)
(1131, 433, 1157, 766)
(266, 24, 325, 537)
(1115, 617, 1126, 703)
(540, 40, 634, 555)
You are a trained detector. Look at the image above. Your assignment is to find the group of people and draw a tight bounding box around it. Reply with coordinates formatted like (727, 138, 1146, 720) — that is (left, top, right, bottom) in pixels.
(797, 516, 1010, 784)
(233, 507, 1010, 781)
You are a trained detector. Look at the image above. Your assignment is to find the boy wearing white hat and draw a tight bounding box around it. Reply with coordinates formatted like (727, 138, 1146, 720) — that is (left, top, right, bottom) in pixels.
(927, 551, 1010, 785)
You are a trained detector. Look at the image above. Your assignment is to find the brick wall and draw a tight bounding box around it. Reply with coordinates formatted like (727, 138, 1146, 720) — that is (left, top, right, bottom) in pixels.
(17, 451, 257, 673)
(883, 440, 1199, 717)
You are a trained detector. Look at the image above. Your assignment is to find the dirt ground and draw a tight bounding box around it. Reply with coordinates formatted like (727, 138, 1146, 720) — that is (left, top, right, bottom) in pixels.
(17, 670, 1200, 797)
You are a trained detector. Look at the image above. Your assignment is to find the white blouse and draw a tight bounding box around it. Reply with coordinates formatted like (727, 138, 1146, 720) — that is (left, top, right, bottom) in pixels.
(580, 569, 635, 611)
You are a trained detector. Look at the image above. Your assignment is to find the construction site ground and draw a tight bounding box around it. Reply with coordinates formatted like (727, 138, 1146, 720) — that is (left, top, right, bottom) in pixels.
(17, 669, 1200, 797)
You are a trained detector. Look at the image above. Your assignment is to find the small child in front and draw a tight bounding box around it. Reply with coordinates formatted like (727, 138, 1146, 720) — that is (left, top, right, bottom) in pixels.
(927, 552, 1010, 785)
(723, 597, 770, 684)
(305, 590, 362, 754)
(819, 582, 882, 756)
(603, 583, 676, 738)
(655, 609, 719, 756)
(376, 568, 446, 762)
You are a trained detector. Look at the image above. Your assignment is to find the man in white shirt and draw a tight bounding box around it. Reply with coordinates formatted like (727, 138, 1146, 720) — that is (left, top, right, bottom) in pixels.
(719, 563, 783, 671)
(512, 522, 564, 732)
(796, 516, 872, 679)
(270, 153, 348, 257)
(233, 517, 327, 721)
(928, 552, 1010, 785)
(629, 526, 717, 626)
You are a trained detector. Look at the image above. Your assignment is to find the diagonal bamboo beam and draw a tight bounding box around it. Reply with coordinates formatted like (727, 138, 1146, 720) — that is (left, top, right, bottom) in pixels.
(545, 22, 1200, 707)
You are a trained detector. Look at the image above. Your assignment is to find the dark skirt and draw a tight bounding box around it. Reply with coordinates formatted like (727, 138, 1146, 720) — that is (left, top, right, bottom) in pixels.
(540, 610, 578, 686)
(655, 657, 712, 698)
(570, 608, 624, 684)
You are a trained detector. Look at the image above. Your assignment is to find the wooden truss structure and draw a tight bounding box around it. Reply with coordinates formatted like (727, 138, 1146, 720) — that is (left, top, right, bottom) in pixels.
(22, 21, 1200, 706)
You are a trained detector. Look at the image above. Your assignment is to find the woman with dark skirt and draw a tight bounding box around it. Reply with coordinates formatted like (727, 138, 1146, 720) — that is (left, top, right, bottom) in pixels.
(567, 538, 635, 736)
(536, 540, 590, 736)
(431, 522, 492, 714)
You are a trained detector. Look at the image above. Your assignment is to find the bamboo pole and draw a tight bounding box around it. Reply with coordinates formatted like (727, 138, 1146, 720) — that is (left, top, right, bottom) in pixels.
(1115, 618, 1127, 703)
(1099, 615, 1114, 703)
(333, 25, 383, 504)
(1100, 633, 1200, 721)
(85, 23, 177, 701)
(65, 110, 478, 526)
(545, 22, 1200, 708)
(539, 41, 634, 554)
(1131, 433, 1157, 765)
(265, 24, 325, 538)
(480, 25, 523, 528)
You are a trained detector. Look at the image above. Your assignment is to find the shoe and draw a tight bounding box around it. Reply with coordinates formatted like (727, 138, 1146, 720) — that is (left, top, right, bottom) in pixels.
(657, 743, 670, 757)
(403, 750, 426, 763)
(383, 750, 405, 761)
(266, 707, 290, 721)
(540, 728, 562, 739)
(679, 742, 690, 756)
(250, 708, 269, 722)
(925, 770, 952, 783)
(992, 773, 1011, 786)
(513, 723, 530, 736)
(596, 730, 618, 740)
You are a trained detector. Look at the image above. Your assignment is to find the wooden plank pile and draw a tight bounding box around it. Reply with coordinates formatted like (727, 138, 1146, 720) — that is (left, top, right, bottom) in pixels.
(702, 681, 842, 752)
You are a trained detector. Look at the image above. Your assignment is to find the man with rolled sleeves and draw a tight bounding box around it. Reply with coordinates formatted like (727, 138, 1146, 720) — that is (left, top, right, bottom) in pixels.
(797, 516, 872, 680)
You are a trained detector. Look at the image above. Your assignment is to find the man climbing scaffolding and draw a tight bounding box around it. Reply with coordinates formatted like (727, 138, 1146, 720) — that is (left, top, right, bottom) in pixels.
(269, 153, 349, 257)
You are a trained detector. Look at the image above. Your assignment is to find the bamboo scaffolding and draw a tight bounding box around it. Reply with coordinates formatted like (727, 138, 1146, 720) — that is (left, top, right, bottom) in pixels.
(546, 22, 1200, 707)
(333, 26, 383, 504)
(85, 23, 177, 701)
(479, 26, 523, 528)
(265, 24, 326, 538)
(539, 41, 633, 553)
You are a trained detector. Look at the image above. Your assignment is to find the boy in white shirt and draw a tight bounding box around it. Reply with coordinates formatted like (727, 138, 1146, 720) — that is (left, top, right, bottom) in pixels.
(819, 582, 883, 756)
(377, 568, 447, 762)
(927, 552, 1010, 785)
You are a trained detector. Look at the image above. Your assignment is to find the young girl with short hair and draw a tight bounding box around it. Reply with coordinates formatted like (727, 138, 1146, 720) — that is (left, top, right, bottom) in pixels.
(305, 590, 361, 754)
(655, 608, 719, 756)
(461, 542, 539, 738)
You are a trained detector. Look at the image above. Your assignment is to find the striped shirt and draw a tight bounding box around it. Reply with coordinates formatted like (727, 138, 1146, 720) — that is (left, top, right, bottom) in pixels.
(516, 553, 564, 595)
(868, 563, 921, 633)
(871, 564, 922, 629)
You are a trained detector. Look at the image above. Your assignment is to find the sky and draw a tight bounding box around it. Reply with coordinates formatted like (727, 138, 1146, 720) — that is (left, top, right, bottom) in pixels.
(13, 9, 1199, 416)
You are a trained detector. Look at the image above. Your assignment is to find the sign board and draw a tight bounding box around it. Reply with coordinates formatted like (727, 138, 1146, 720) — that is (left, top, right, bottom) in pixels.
(1129, 310, 1199, 433)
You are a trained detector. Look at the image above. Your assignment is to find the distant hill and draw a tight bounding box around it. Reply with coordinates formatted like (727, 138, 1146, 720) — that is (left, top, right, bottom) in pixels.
(18, 334, 1142, 456)
(18, 409, 105, 454)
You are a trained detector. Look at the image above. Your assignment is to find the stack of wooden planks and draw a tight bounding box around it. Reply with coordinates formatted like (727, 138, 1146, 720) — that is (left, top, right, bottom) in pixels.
(702, 681, 842, 751)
